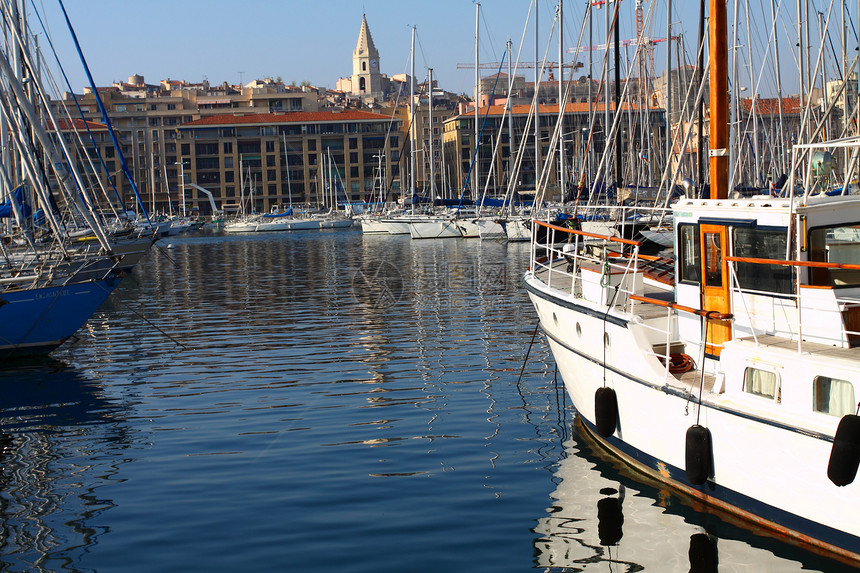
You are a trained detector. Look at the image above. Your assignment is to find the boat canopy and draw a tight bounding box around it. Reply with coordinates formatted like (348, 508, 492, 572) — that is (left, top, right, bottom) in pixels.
(0, 185, 31, 218)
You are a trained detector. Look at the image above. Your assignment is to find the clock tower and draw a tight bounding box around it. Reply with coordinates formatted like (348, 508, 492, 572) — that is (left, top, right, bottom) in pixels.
(351, 14, 383, 99)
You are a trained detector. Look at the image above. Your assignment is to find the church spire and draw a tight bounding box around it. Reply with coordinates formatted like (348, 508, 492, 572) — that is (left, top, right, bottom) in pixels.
(354, 14, 379, 58)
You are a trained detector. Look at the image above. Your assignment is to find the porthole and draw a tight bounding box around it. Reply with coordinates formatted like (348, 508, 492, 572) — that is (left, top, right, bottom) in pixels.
(576, 322, 582, 338)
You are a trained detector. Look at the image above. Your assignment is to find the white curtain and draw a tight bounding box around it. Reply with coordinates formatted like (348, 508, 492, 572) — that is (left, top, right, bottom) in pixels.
(744, 368, 777, 399)
(815, 376, 856, 417)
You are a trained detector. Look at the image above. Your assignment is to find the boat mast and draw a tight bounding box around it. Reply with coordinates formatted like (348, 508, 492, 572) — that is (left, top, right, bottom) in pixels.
(558, 0, 565, 201)
(771, 0, 786, 176)
(697, 0, 705, 190)
(429, 67, 435, 197)
(709, 0, 729, 199)
(587, 1, 593, 184)
(535, 1, 541, 190)
(474, 3, 480, 202)
(666, 0, 673, 180)
(283, 134, 293, 209)
(410, 25, 416, 211)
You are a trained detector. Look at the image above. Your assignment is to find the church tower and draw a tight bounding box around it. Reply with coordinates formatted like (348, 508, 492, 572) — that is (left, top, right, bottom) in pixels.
(351, 14, 383, 99)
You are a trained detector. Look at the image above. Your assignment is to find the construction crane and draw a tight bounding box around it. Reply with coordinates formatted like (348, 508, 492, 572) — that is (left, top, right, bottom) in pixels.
(456, 61, 582, 82)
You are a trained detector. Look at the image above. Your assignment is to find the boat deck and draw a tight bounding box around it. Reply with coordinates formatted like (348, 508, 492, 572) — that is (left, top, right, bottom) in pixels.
(535, 258, 674, 322)
(534, 258, 717, 392)
(736, 333, 860, 360)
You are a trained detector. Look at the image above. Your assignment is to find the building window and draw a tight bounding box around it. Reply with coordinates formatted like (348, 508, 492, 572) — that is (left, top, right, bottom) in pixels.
(181, 144, 190, 155)
(265, 141, 276, 153)
(223, 142, 233, 154)
(225, 157, 234, 168)
(350, 152, 358, 163)
(814, 376, 856, 416)
(349, 137, 358, 149)
(743, 367, 779, 400)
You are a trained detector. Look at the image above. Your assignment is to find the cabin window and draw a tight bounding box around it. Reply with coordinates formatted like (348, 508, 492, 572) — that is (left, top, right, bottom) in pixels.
(743, 367, 779, 400)
(703, 232, 723, 287)
(813, 376, 856, 417)
(732, 228, 791, 294)
(678, 224, 700, 283)
(809, 224, 860, 287)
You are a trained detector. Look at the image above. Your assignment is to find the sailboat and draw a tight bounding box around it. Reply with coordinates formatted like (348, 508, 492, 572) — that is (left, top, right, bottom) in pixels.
(0, 0, 151, 356)
(522, 0, 860, 565)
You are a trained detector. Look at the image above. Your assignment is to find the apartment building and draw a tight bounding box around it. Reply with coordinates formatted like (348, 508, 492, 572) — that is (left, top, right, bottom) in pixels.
(174, 110, 402, 215)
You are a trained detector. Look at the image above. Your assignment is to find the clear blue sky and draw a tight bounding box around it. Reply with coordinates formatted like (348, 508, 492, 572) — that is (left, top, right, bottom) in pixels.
(39, 1, 858, 97)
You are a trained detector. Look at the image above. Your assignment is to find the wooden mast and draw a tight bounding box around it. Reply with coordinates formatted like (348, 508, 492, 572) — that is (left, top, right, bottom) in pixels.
(709, 0, 729, 199)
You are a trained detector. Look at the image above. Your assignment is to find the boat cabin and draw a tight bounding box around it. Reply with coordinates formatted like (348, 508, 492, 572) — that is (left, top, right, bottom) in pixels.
(673, 194, 860, 356)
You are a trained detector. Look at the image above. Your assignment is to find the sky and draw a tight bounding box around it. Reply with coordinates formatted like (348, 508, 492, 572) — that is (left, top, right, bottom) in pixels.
(33, 1, 860, 98)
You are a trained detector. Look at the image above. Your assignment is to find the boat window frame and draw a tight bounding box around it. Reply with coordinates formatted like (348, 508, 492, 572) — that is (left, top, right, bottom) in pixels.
(677, 223, 701, 285)
(807, 221, 860, 288)
(731, 225, 793, 296)
(742, 366, 781, 402)
(813, 375, 857, 417)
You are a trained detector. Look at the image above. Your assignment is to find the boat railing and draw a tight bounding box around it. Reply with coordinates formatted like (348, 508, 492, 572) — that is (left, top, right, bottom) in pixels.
(629, 293, 733, 378)
(530, 219, 643, 307)
(726, 256, 860, 351)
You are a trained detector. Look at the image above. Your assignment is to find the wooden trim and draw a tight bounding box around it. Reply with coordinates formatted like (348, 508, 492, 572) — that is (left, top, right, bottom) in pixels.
(725, 255, 860, 272)
(629, 294, 733, 320)
(532, 219, 642, 246)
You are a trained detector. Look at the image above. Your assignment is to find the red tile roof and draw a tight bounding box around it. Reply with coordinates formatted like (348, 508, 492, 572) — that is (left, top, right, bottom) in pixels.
(742, 96, 802, 115)
(54, 118, 108, 131)
(182, 110, 392, 127)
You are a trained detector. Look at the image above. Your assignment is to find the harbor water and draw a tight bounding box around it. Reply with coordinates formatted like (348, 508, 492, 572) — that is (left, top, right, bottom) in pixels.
(0, 229, 853, 572)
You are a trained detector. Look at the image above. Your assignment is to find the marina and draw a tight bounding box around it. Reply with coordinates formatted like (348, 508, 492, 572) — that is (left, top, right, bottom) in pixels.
(2, 0, 860, 569)
(0, 229, 855, 571)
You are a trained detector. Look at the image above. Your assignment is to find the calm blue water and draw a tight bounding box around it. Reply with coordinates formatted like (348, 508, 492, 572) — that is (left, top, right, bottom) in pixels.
(0, 229, 852, 572)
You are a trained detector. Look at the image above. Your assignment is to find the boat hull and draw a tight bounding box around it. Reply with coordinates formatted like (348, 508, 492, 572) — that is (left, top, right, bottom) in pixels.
(0, 277, 120, 356)
(503, 217, 531, 242)
(408, 219, 461, 239)
(476, 219, 506, 240)
(359, 218, 389, 234)
(524, 273, 860, 564)
(455, 219, 481, 238)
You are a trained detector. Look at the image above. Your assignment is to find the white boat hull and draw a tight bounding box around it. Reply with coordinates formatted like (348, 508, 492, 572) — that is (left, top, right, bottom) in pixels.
(524, 272, 860, 562)
(504, 217, 531, 242)
(408, 218, 461, 239)
(476, 219, 506, 240)
(359, 218, 389, 234)
(455, 219, 481, 238)
(381, 219, 412, 235)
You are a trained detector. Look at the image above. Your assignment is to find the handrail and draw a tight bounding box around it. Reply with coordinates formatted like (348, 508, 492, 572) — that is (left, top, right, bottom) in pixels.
(725, 255, 860, 271)
(532, 219, 642, 246)
(629, 294, 733, 320)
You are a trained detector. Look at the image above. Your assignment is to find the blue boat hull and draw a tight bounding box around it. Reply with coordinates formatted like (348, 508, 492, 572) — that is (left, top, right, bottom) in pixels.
(0, 276, 120, 356)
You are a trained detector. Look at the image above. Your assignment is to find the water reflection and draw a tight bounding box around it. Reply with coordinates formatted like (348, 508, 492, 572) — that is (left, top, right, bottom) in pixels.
(0, 359, 130, 571)
(534, 424, 858, 572)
